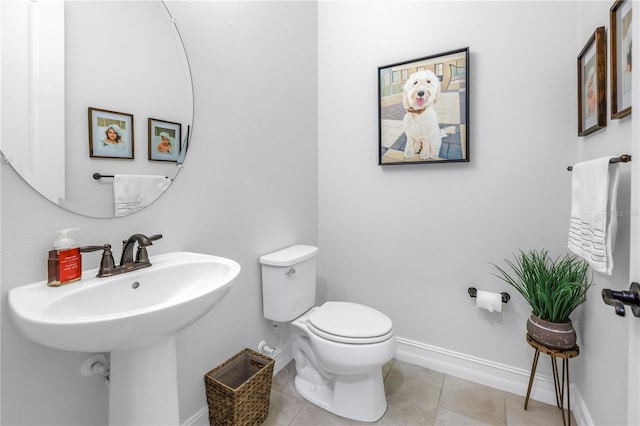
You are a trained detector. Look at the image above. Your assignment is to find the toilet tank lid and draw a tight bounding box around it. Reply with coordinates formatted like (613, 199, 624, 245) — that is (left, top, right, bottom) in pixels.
(259, 245, 318, 266)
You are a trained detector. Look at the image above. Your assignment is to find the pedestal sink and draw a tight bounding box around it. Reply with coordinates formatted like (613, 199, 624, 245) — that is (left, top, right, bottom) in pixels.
(8, 251, 241, 425)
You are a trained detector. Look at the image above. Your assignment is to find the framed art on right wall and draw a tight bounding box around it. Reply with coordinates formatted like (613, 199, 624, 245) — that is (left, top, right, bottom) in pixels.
(611, 0, 632, 119)
(578, 26, 607, 137)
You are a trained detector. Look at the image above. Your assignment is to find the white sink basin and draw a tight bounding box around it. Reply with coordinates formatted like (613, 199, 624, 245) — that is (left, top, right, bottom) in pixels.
(8, 251, 241, 352)
(9, 250, 241, 425)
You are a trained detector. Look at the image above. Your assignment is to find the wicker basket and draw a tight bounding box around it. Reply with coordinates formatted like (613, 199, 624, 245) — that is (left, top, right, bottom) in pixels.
(204, 348, 275, 426)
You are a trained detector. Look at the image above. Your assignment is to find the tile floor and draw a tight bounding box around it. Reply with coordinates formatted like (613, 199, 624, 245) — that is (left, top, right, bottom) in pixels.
(265, 359, 574, 426)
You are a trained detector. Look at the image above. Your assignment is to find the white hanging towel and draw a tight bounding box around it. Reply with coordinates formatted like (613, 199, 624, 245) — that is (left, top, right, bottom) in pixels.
(113, 174, 171, 217)
(567, 157, 620, 275)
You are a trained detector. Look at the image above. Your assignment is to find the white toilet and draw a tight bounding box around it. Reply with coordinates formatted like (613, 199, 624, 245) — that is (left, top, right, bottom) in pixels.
(259, 245, 396, 422)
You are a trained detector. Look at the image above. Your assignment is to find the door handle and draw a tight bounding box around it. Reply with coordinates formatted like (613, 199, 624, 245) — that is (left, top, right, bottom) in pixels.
(602, 282, 640, 317)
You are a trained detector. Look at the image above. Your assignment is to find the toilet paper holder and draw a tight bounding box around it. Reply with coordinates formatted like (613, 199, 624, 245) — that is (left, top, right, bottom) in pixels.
(468, 287, 510, 304)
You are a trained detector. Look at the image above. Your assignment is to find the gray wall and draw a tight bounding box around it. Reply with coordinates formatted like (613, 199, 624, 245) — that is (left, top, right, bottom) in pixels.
(317, 2, 629, 425)
(1, 2, 318, 424)
(1, 1, 634, 425)
(573, 2, 632, 424)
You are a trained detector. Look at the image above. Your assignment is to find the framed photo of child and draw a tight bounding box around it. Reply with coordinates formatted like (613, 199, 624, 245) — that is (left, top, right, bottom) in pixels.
(88, 107, 134, 159)
(577, 27, 607, 136)
(611, 0, 632, 119)
(148, 118, 181, 162)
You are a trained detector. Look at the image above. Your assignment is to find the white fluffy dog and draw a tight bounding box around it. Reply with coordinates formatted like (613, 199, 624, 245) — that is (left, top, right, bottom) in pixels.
(402, 70, 442, 160)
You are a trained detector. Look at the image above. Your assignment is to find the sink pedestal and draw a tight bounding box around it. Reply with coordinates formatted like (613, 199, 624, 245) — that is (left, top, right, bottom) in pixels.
(109, 337, 180, 425)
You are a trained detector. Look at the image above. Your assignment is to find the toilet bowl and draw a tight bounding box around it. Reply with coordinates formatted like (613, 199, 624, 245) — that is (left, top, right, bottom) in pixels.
(260, 245, 396, 422)
(290, 302, 396, 422)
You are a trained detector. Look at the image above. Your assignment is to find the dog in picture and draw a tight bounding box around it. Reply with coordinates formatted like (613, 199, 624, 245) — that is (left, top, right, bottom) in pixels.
(402, 70, 442, 160)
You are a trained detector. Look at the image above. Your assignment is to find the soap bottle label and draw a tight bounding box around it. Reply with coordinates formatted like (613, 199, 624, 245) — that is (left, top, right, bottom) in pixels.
(47, 248, 82, 287)
(59, 248, 81, 283)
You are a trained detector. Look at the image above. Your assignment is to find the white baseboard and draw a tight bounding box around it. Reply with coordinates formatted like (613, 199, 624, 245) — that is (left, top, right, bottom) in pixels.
(184, 336, 592, 426)
(571, 386, 594, 426)
(182, 406, 209, 426)
(395, 337, 591, 425)
(271, 339, 294, 375)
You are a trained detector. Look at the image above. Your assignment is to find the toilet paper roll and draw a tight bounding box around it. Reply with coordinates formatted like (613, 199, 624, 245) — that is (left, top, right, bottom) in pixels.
(476, 290, 502, 313)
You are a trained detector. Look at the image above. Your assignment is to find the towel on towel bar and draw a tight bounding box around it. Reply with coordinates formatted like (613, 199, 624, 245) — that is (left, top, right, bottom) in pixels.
(567, 157, 620, 275)
(113, 174, 171, 217)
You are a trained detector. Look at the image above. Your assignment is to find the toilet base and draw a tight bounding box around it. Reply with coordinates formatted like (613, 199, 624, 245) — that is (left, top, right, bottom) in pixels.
(294, 368, 387, 422)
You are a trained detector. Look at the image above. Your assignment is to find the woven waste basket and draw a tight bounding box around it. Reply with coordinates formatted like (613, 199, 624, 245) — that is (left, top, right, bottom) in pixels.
(204, 348, 275, 426)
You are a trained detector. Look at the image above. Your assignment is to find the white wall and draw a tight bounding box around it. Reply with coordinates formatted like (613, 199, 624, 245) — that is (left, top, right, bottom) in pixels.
(2, 1, 634, 425)
(319, 0, 575, 366)
(0, 2, 318, 425)
(318, 1, 626, 424)
(572, 2, 632, 425)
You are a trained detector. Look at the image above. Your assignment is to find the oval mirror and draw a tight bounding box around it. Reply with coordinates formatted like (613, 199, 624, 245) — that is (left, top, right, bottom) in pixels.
(0, 0, 193, 218)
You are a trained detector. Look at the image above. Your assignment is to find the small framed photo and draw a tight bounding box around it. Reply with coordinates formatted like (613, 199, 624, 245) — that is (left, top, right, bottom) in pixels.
(378, 47, 469, 166)
(577, 27, 607, 136)
(88, 107, 134, 159)
(148, 118, 181, 162)
(611, 0, 632, 119)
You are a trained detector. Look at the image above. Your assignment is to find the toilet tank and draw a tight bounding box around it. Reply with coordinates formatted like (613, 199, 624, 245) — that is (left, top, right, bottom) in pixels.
(259, 245, 319, 322)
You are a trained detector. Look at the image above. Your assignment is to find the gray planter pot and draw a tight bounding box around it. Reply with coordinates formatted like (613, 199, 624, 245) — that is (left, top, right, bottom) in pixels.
(526, 313, 576, 350)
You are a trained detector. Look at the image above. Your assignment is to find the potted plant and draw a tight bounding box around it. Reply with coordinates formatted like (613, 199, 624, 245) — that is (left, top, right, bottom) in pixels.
(491, 249, 592, 349)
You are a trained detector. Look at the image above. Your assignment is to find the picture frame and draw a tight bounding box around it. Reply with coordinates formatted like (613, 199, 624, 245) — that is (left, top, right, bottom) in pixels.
(378, 47, 469, 166)
(88, 107, 134, 159)
(610, 0, 632, 119)
(148, 118, 181, 162)
(577, 27, 607, 136)
(177, 125, 190, 164)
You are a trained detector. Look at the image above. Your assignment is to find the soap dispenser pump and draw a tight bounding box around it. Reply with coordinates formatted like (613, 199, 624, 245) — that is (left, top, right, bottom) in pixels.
(47, 228, 82, 287)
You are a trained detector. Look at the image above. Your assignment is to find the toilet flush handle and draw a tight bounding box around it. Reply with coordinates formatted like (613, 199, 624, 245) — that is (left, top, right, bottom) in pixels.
(286, 268, 296, 277)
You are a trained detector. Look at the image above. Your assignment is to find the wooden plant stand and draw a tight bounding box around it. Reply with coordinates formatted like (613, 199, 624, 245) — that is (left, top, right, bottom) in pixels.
(524, 334, 579, 426)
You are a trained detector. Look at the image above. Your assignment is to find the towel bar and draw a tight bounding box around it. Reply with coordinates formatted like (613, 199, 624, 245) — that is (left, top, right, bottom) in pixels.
(93, 173, 172, 180)
(567, 154, 631, 171)
(93, 173, 114, 180)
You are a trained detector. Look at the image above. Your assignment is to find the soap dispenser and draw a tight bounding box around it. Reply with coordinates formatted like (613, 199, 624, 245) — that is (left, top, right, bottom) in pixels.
(47, 228, 82, 287)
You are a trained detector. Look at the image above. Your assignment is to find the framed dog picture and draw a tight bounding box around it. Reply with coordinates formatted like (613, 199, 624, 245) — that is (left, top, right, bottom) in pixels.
(378, 47, 469, 165)
(88, 107, 134, 159)
(148, 118, 181, 162)
(610, 0, 632, 119)
(578, 27, 607, 136)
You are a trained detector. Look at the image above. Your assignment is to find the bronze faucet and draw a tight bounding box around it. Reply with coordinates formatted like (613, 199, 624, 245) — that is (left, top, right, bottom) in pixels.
(81, 234, 162, 278)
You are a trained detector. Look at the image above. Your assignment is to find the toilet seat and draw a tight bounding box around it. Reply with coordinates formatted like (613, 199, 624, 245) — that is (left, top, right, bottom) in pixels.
(307, 302, 393, 344)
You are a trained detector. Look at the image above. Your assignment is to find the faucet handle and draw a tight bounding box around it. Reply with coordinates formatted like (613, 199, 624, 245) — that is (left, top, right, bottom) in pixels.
(123, 234, 161, 247)
(80, 245, 108, 253)
(135, 235, 162, 264)
(98, 244, 116, 274)
(136, 247, 150, 264)
(80, 244, 116, 277)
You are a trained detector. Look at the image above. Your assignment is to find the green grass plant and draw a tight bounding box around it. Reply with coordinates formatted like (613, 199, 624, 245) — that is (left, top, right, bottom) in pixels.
(491, 249, 592, 323)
